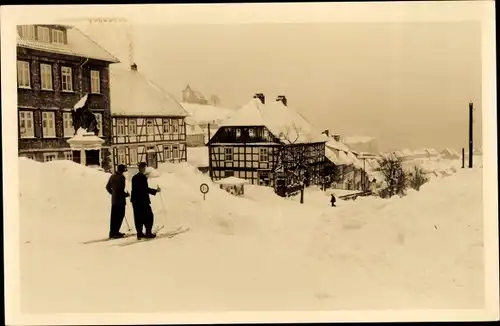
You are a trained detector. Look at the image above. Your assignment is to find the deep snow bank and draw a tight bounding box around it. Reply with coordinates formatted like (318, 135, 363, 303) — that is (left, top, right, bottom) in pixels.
(18, 158, 484, 312)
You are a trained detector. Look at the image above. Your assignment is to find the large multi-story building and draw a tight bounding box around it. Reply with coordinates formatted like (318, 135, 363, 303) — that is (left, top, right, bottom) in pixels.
(109, 64, 189, 170)
(16, 24, 119, 168)
(207, 93, 327, 195)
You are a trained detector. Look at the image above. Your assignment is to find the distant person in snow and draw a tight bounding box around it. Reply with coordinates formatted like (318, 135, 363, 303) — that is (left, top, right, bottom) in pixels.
(105, 164, 130, 239)
(330, 194, 337, 207)
(131, 162, 161, 240)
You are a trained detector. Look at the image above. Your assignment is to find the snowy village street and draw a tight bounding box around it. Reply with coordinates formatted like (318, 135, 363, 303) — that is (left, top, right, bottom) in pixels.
(19, 157, 484, 313)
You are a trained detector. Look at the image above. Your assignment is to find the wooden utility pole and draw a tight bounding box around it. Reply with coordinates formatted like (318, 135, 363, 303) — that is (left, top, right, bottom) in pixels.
(462, 148, 465, 169)
(468, 102, 474, 168)
(207, 123, 213, 180)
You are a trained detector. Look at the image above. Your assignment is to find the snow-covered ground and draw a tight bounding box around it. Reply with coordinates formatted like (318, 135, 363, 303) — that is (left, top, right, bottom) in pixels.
(19, 157, 485, 313)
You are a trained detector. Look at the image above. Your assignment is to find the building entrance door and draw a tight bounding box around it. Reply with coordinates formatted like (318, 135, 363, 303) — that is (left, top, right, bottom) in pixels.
(147, 149, 158, 169)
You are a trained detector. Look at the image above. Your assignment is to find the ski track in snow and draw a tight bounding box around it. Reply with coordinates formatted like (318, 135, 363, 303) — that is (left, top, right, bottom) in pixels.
(18, 157, 484, 312)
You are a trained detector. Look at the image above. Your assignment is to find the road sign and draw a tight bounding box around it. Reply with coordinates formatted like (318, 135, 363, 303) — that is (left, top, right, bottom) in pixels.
(200, 183, 209, 200)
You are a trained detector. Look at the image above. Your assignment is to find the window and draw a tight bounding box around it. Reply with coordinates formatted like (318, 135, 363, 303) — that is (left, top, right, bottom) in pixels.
(63, 112, 74, 137)
(37, 26, 50, 42)
(44, 153, 57, 162)
(52, 29, 64, 44)
(224, 170, 235, 177)
(19, 111, 34, 138)
(129, 120, 137, 135)
(20, 25, 35, 40)
(259, 148, 268, 162)
(117, 148, 126, 164)
(129, 147, 138, 165)
(163, 119, 171, 133)
(263, 129, 269, 138)
(17, 61, 30, 88)
(40, 63, 53, 90)
(224, 147, 233, 161)
(61, 66, 73, 91)
(249, 128, 255, 137)
(42, 111, 56, 137)
(90, 70, 100, 94)
(116, 119, 125, 135)
(164, 146, 171, 161)
(172, 120, 179, 133)
(64, 152, 73, 161)
(146, 119, 154, 134)
(94, 113, 103, 136)
(172, 146, 179, 159)
(236, 128, 241, 138)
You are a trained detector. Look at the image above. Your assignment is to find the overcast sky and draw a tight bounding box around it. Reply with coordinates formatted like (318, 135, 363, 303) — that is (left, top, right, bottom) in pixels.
(79, 21, 482, 152)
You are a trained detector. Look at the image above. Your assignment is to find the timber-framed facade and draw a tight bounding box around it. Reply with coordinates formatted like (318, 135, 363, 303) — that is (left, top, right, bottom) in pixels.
(111, 115, 187, 168)
(109, 65, 189, 170)
(207, 94, 326, 195)
(16, 24, 119, 171)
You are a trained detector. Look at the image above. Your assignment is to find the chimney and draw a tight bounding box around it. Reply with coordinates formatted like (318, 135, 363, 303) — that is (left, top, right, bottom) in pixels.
(253, 93, 265, 104)
(333, 134, 341, 142)
(276, 95, 287, 106)
(322, 129, 330, 137)
(130, 63, 138, 71)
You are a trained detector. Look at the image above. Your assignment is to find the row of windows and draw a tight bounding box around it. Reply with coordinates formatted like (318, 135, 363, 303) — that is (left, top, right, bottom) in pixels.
(19, 110, 103, 138)
(115, 119, 184, 136)
(218, 147, 270, 162)
(20, 25, 66, 45)
(115, 145, 182, 165)
(17, 60, 101, 94)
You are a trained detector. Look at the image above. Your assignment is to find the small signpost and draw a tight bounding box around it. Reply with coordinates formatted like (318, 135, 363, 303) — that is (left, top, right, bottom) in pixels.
(200, 183, 209, 200)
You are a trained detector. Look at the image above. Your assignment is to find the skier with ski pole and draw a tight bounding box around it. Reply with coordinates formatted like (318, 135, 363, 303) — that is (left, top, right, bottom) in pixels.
(105, 164, 130, 239)
(131, 162, 161, 240)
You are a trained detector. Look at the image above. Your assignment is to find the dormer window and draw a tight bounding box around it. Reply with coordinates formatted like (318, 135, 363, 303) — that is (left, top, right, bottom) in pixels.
(37, 26, 50, 42)
(248, 128, 255, 137)
(20, 25, 35, 40)
(235, 128, 241, 138)
(52, 29, 65, 44)
(263, 129, 269, 138)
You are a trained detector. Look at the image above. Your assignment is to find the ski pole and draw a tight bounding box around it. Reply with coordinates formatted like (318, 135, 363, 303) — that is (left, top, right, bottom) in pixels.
(124, 215, 132, 232)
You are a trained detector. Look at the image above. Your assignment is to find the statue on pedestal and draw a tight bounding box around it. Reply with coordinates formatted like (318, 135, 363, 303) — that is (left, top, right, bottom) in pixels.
(71, 94, 100, 135)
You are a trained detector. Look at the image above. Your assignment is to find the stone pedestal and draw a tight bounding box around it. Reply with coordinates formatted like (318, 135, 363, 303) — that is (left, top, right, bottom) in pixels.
(67, 131, 105, 168)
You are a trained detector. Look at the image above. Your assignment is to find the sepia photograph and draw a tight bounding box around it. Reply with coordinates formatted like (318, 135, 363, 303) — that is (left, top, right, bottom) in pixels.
(2, 1, 498, 324)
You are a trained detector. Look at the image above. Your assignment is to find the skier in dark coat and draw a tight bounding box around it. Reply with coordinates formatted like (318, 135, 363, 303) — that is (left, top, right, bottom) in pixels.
(330, 194, 337, 207)
(131, 162, 161, 239)
(105, 164, 130, 239)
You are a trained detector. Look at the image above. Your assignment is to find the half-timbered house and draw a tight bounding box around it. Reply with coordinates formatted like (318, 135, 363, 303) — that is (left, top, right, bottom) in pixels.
(109, 65, 189, 169)
(17, 24, 119, 168)
(207, 93, 328, 195)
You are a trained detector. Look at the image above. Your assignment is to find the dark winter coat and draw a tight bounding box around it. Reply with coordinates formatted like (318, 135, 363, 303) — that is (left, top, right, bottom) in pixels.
(131, 172, 158, 206)
(106, 172, 129, 205)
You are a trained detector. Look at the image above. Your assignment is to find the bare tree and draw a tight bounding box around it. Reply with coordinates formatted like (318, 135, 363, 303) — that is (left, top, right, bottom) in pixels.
(271, 123, 313, 203)
(377, 154, 407, 198)
(407, 165, 429, 191)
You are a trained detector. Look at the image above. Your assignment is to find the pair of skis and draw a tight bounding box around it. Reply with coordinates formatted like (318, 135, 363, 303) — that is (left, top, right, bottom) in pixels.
(81, 225, 189, 246)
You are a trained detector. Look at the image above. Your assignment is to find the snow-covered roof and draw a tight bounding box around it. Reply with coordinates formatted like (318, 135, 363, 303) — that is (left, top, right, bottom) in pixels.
(325, 147, 351, 165)
(181, 102, 234, 125)
(110, 68, 188, 117)
(325, 138, 351, 152)
(220, 98, 327, 144)
(17, 25, 119, 63)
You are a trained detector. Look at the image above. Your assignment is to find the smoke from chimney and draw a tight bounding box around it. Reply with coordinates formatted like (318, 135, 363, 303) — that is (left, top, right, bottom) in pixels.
(253, 93, 265, 104)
